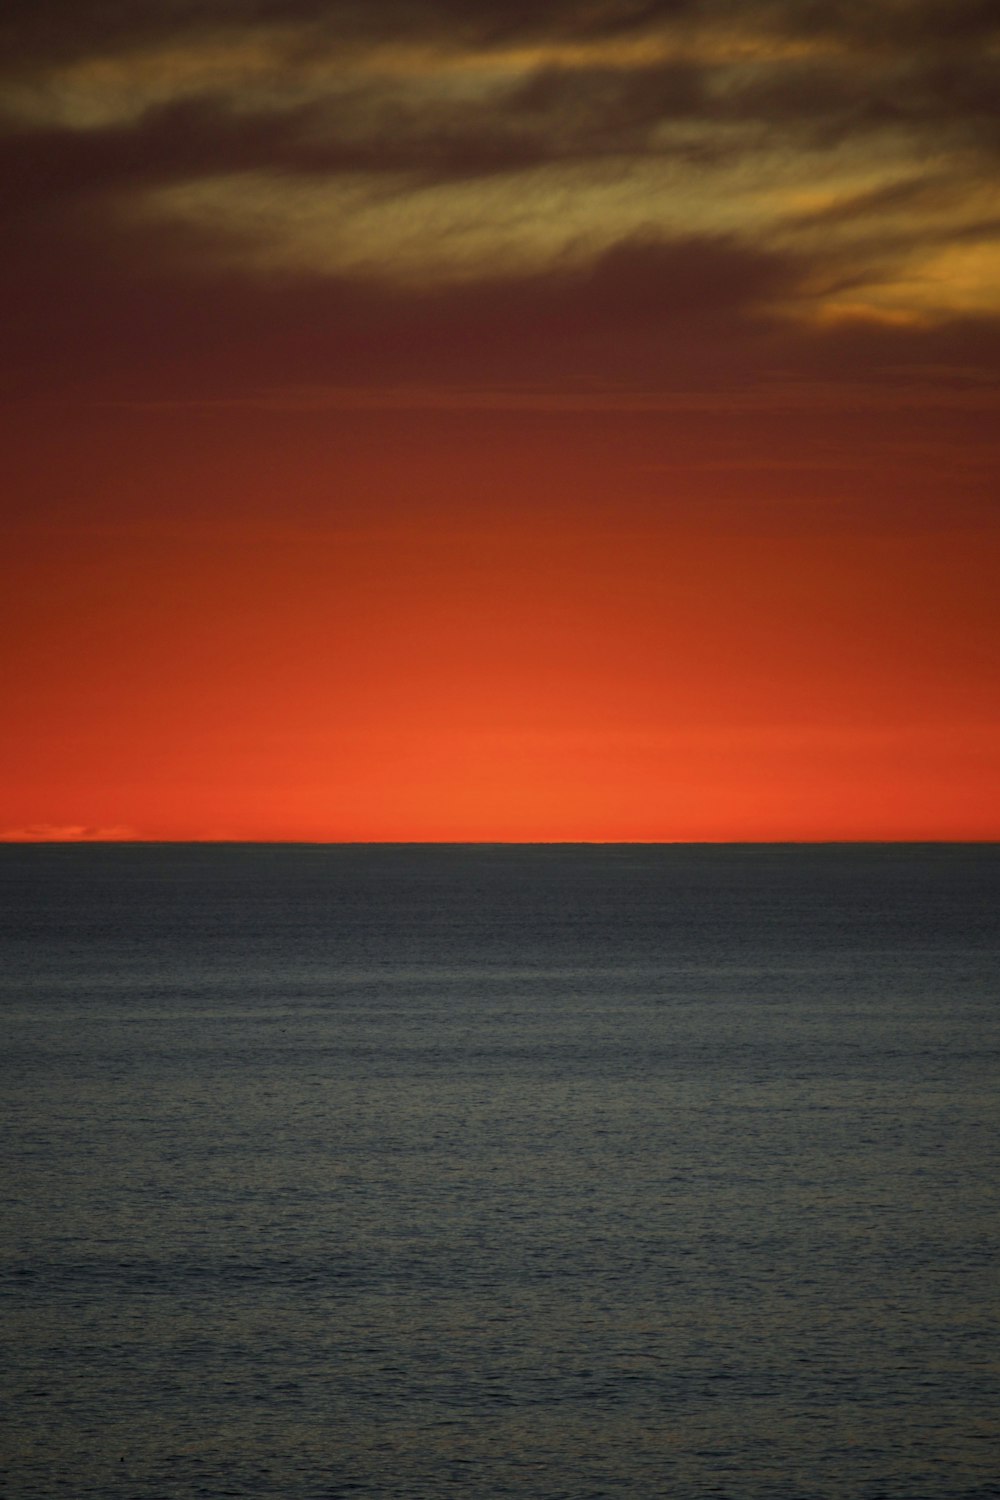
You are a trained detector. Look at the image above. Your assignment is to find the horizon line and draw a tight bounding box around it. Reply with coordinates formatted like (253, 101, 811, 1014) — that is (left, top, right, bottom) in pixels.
(3, 838, 998, 848)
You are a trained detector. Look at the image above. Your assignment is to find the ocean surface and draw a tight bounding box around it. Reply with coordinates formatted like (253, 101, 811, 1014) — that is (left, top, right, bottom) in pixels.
(1, 843, 998, 1500)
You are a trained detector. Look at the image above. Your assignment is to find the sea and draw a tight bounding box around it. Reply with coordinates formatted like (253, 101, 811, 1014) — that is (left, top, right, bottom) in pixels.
(1, 843, 998, 1500)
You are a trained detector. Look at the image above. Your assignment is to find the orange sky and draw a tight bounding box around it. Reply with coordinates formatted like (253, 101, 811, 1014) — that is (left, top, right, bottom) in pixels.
(2, 1, 998, 840)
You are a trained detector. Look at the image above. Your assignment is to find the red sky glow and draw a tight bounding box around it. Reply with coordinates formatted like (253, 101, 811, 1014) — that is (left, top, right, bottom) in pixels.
(2, 0, 998, 840)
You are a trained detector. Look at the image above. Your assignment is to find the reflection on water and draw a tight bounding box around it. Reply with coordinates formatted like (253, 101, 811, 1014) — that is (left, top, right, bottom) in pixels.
(2, 844, 998, 1498)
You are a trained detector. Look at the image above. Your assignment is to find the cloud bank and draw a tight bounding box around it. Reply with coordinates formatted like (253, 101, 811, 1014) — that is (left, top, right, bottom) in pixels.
(0, 0, 998, 410)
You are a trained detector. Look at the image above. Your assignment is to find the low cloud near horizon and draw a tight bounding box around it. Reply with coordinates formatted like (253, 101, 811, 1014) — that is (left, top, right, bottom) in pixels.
(0, 825, 140, 843)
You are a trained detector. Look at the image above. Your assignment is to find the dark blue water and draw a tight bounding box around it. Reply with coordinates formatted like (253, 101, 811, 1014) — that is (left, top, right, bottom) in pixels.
(2, 844, 998, 1499)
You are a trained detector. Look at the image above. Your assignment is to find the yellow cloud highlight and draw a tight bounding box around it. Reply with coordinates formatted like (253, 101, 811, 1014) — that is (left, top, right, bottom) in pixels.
(810, 302, 932, 330)
(136, 162, 702, 285)
(131, 126, 956, 313)
(10, 8, 995, 335)
(914, 242, 1000, 316)
(366, 22, 838, 78)
(4, 33, 296, 128)
(3, 14, 842, 131)
(802, 237, 1000, 327)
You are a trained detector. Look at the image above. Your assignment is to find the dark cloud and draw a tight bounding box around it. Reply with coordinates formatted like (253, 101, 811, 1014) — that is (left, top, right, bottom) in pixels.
(315, 61, 712, 176)
(713, 52, 1000, 151)
(0, 94, 465, 211)
(787, 174, 961, 228)
(1, 0, 997, 420)
(0, 97, 301, 209)
(563, 233, 795, 321)
(773, 0, 1000, 49)
(3, 0, 997, 235)
(2, 51, 993, 250)
(510, 60, 707, 140)
(0, 213, 806, 401)
(0, 58, 720, 230)
(3, 190, 998, 414)
(4, 0, 998, 69)
(0, 0, 697, 70)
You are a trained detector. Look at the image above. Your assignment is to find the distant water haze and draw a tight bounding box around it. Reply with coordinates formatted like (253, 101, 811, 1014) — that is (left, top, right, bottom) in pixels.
(2, 843, 998, 1498)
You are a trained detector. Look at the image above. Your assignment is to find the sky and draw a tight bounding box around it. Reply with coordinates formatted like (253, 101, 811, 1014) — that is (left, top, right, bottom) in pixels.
(2, 0, 998, 841)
